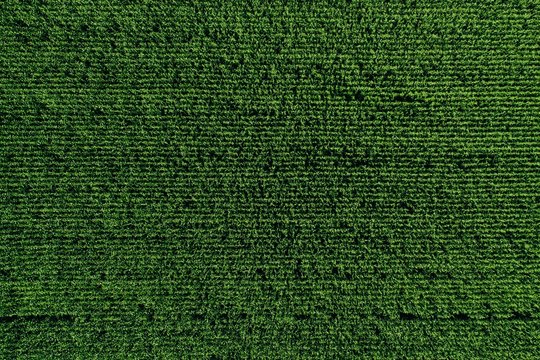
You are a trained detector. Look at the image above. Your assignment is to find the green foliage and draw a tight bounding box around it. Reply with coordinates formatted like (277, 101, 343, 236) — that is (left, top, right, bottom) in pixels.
(1, 0, 539, 358)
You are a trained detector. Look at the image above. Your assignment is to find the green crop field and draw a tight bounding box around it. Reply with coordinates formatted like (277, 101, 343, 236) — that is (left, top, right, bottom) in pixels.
(1, 0, 539, 358)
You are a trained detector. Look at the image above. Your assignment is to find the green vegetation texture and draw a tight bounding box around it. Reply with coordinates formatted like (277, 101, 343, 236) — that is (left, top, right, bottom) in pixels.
(1, 0, 539, 358)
